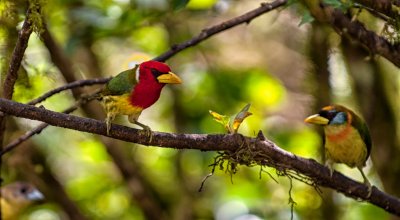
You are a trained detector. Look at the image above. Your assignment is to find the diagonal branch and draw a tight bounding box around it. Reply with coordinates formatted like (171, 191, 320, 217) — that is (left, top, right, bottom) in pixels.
(154, 0, 288, 62)
(0, 98, 399, 216)
(2, 13, 34, 100)
(304, 1, 400, 67)
(329, 9, 400, 67)
(354, 0, 396, 20)
(27, 78, 110, 105)
(0, 4, 38, 146)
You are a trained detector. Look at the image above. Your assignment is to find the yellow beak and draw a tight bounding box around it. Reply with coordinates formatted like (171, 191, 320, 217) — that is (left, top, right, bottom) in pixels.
(304, 114, 329, 125)
(157, 72, 182, 84)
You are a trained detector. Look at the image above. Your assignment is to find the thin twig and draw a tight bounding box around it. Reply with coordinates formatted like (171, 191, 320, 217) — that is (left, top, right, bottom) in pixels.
(307, 3, 400, 67)
(27, 78, 110, 105)
(353, 3, 391, 22)
(2, 12, 34, 100)
(198, 173, 214, 192)
(0, 4, 37, 145)
(353, 0, 396, 19)
(288, 177, 296, 220)
(153, 0, 288, 62)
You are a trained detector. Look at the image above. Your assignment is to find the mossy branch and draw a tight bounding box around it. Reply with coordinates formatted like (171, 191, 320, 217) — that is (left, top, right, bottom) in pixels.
(0, 98, 399, 216)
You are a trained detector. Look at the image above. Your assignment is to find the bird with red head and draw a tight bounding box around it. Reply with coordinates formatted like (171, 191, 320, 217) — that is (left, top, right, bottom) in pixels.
(100, 61, 182, 136)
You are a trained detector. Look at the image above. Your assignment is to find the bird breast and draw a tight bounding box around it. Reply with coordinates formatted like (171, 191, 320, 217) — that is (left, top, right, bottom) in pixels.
(324, 125, 368, 168)
(102, 94, 143, 117)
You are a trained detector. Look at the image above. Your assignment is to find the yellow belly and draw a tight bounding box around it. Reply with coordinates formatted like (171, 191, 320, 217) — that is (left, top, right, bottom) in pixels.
(1, 198, 27, 220)
(102, 94, 143, 121)
(325, 127, 368, 168)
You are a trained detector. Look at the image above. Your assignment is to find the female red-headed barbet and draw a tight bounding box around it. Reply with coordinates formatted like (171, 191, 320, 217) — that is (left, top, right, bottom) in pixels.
(1, 182, 44, 219)
(305, 105, 372, 195)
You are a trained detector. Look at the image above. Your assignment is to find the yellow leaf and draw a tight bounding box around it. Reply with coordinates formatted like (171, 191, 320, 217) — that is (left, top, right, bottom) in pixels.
(209, 110, 225, 121)
(232, 104, 252, 133)
(209, 110, 231, 133)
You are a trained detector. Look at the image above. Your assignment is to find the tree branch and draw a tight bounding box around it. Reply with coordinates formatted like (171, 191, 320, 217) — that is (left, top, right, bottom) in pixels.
(0, 79, 105, 153)
(2, 13, 33, 100)
(329, 8, 400, 67)
(26, 78, 110, 106)
(153, 0, 288, 62)
(0, 5, 37, 147)
(0, 98, 88, 156)
(354, 0, 396, 20)
(0, 98, 399, 216)
(305, 1, 400, 67)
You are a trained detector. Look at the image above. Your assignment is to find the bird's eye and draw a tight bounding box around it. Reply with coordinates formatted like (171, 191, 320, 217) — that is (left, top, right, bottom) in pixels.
(319, 110, 337, 120)
(20, 187, 27, 194)
(150, 68, 164, 78)
(318, 110, 328, 118)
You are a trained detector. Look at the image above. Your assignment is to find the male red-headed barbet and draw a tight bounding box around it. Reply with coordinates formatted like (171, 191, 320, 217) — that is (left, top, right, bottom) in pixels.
(100, 60, 182, 135)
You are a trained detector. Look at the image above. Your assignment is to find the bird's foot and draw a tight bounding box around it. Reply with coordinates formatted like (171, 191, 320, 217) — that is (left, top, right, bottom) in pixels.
(105, 114, 116, 135)
(365, 181, 372, 198)
(325, 161, 334, 178)
(106, 119, 111, 135)
(135, 121, 153, 143)
(328, 166, 334, 178)
(358, 167, 372, 198)
(361, 177, 372, 198)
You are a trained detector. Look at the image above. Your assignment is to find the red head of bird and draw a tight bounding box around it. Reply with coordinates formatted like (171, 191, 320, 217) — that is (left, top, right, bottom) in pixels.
(100, 60, 182, 134)
(130, 60, 182, 109)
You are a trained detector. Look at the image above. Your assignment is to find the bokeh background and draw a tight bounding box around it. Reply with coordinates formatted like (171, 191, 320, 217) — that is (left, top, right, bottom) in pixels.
(1, 0, 399, 219)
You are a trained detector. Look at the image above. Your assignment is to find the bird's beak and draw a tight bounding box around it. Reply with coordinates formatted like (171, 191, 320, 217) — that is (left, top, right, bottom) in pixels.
(26, 189, 44, 201)
(157, 72, 182, 84)
(304, 114, 329, 125)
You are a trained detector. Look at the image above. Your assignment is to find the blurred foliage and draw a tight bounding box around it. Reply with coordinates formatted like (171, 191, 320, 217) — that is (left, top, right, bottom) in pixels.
(1, 0, 399, 220)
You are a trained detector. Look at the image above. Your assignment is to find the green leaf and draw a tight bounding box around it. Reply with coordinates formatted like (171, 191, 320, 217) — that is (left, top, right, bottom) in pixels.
(299, 10, 314, 26)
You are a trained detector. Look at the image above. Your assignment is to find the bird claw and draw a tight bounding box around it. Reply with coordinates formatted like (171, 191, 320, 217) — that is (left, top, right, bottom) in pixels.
(358, 167, 372, 198)
(105, 114, 116, 136)
(142, 126, 153, 143)
(106, 119, 111, 135)
(365, 182, 372, 198)
(135, 121, 153, 143)
(325, 160, 334, 178)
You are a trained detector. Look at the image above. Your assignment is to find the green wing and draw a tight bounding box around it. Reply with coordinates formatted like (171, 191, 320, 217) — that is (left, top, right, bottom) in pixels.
(352, 113, 372, 159)
(102, 66, 138, 96)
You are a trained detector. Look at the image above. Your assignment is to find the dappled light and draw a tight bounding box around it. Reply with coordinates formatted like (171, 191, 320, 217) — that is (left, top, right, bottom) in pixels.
(1, 0, 400, 219)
